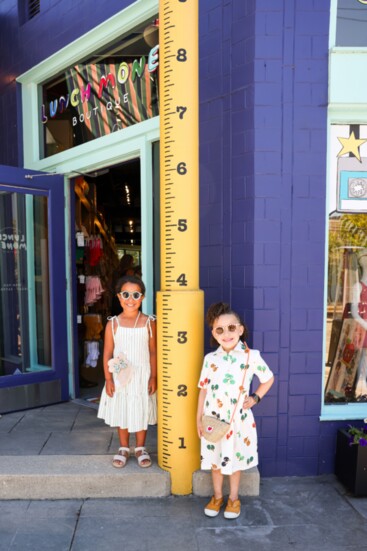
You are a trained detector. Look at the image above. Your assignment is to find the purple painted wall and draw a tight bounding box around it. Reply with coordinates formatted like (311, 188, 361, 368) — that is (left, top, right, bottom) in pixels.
(0, 0, 352, 476)
(199, 0, 348, 477)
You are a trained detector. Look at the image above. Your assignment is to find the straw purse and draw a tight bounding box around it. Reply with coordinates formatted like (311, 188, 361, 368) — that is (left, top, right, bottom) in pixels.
(201, 415, 231, 443)
(201, 348, 250, 443)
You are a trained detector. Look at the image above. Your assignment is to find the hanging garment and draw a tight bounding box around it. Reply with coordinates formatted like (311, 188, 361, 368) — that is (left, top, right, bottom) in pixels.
(84, 314, 103, 340)
(85, 341, 100, 368)
(85, 276, 104, 306)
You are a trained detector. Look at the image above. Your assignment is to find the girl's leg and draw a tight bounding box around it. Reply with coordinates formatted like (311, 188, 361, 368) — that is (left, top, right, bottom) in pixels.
(224, 470, 241, 519)
(204, 468, 224, 517)
(228, 470, 241, 501)
(118, 427, 129, 447)
(212, 468, 224, 499)
(135, 429, 147, 448)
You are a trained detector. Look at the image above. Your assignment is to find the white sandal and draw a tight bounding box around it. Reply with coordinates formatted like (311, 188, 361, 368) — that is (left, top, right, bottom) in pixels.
(112, 447, 130, 468)
(135, 446, 152, 468)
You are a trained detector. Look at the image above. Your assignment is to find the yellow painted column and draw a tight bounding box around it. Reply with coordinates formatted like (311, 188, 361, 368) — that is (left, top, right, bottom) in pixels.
(157, 0, 203, 495)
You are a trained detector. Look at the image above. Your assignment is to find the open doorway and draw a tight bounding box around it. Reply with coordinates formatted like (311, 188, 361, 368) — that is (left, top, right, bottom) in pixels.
(73, 158, 142, 400)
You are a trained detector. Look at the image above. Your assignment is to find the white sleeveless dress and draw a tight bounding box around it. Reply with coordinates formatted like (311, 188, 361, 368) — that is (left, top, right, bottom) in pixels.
(97, 315, 157, 431)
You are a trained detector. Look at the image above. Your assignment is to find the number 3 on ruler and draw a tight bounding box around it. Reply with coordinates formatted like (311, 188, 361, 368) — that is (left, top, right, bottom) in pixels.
(177, 331, 188, 343)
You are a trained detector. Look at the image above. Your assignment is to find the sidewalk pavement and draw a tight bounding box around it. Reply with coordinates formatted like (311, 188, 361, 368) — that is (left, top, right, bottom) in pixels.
(0, 400, 133, 457)
(1, 476, 367, 550)
(0, 402, 367, 549)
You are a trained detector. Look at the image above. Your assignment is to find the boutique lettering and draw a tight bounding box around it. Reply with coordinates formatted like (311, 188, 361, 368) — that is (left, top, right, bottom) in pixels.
(41, 45, 159, 124)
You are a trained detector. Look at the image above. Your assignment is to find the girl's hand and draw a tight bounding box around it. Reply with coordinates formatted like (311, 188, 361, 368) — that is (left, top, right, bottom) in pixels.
(148, 376, 157, 395)
(242, 395, 256, 409)
(197, 418, 203, 439)
(105, 379, 115, 397)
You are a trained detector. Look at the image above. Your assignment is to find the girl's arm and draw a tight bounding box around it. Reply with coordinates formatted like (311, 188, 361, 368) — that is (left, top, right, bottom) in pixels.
(103, 320, 115, 398)
(196, 388, 207, 438)
(243, 375, 274, 410)
(148, 318, 157, 395)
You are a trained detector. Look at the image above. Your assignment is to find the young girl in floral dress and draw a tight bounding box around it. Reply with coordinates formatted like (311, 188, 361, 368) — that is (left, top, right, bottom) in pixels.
(197, 302, 274, 519)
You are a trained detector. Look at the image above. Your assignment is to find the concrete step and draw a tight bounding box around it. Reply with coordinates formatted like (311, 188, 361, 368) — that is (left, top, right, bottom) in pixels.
(0, 455, 260, 499)
(0, 455, 170, 500)
(193, 467, 260, 497)
(0, 404, 260, 499)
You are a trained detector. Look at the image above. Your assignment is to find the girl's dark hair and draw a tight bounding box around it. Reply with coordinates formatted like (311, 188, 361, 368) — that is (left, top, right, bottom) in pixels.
(115, 275, 146, 295)
(206, 302, 248, 347)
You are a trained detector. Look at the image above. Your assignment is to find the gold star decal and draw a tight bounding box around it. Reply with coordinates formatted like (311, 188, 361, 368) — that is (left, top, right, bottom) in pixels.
(337, 131, 367, 162)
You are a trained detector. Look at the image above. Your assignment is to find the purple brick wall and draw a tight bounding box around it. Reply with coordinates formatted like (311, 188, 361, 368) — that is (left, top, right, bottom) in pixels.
(0, 0, 355, 476)
(273, 0, 331, 476)
(200, 0, 256, 322)
(199, 0, 351, 477)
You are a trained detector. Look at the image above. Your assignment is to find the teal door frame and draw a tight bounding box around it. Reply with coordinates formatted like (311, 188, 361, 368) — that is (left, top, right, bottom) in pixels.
(17, 0, 159, 398)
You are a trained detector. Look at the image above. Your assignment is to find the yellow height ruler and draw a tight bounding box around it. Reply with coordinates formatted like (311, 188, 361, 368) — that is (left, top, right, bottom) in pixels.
(158, 0, 203, 495)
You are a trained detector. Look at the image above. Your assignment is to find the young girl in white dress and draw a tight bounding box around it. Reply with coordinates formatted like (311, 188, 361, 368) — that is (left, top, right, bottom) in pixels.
(98, 275, 157, 468)
(197, 302, 274, 519)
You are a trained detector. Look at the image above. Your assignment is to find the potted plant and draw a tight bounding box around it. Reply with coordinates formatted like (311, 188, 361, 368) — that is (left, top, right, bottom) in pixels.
(335, 418, 367, 497)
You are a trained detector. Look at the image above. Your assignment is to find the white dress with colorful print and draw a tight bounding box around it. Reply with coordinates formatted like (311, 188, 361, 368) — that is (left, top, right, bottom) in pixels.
(198, 341, 273, 475)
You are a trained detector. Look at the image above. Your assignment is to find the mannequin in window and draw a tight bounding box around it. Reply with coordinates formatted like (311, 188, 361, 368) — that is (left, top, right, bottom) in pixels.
(350, 249, 367, 399)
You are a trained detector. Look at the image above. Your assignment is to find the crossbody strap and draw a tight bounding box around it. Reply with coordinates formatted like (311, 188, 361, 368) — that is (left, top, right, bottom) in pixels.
(228, 347, 250, 425)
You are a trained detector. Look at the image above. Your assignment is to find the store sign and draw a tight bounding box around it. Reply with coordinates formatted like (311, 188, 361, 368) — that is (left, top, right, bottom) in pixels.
(40, 18, 159, 158)
(331, 125, 367, 213)
(41, 45, 159, 127)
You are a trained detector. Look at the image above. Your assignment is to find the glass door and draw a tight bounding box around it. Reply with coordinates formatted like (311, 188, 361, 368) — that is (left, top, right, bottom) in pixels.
(0, 165, 68, 413)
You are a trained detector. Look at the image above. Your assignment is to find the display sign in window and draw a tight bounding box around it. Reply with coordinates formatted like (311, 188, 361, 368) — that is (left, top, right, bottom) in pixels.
(0, 191, 51, 376)
(325, 124, 367, 405)
(336, 0, 367, 47)
(40, 17, 159, 158)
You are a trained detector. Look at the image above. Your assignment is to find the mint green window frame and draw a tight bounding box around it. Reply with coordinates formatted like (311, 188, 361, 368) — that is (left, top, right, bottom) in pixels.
(17, 0, 159, 397)
(322, 0, 367, 420)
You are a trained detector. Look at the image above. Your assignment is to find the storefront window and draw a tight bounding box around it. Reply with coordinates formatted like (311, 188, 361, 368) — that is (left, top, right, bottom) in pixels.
(336, 0, 367, 47)
(40, 17, 159, 158)
(325, 124, 367, 405)
(0, 191, 51, 375)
